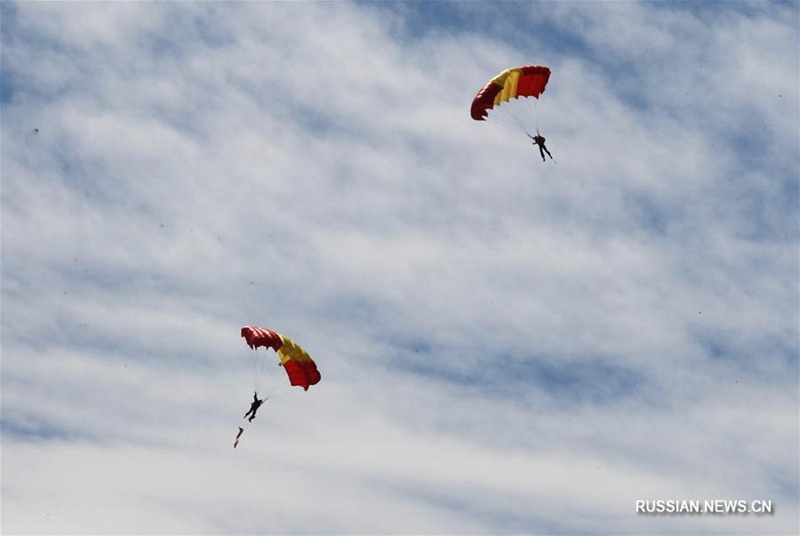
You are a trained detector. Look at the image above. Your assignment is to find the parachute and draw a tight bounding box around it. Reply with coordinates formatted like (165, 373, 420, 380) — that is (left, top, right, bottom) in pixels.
(471, 65, 551, 136)
(233, 326, 320, 448)
(241, 326, 321, 391)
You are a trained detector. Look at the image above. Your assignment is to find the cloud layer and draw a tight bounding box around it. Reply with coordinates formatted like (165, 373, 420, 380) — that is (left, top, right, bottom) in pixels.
(2, 2, 798, 534)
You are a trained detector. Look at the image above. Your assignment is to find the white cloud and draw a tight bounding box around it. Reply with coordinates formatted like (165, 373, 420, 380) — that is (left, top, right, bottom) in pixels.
(2, 1, 797, 534)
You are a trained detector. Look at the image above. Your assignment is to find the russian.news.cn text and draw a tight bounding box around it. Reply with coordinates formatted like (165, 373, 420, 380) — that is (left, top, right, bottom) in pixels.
(636, 500, 773, 515)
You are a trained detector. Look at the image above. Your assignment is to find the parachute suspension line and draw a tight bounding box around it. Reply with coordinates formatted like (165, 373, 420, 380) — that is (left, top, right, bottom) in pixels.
(251, 348, 279, 395)
(251, 349, 264, 393)
(513, 101, 531, 135)
(485, 95, 546, 139)
(496, 97, 523, 133)
(262, 378, 294, 399)
(249, 349, 288, 398)
(260, 364, 289, 398)
(487, 98, 534, 138)
(522, 95, 541, 137)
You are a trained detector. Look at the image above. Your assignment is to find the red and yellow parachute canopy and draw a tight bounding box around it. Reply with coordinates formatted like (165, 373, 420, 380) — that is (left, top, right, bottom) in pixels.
(471, 65, 551, 121)
(241, 326, 321, 391)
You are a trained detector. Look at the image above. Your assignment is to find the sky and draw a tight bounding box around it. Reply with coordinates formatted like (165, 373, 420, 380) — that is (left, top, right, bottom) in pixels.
(1, 1, 798, 535)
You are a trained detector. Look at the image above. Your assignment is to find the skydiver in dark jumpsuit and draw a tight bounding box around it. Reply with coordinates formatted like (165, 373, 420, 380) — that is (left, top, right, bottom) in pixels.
(530, 133, 553, 162)
(243, 392, 265, 422)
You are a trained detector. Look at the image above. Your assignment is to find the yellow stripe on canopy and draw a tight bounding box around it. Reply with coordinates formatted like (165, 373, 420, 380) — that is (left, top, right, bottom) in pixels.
(276, 334, 313, 365)
(493, 68, 520, 105)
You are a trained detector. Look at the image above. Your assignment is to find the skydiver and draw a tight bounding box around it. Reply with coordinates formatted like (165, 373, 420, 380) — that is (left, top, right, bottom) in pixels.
(529, 133, 553, 162)
(243, 392, 265, 422)
(234, 426, 244, 448)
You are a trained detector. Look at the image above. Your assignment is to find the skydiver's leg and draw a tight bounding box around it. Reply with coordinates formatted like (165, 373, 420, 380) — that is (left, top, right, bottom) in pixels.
(539, 146, 546, 162)
(543, 146, 553, 160)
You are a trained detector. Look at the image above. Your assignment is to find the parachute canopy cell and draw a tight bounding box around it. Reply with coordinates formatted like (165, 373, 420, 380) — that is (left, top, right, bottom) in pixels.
(471, 65, 551, 121)
(241, 326, 321, 391)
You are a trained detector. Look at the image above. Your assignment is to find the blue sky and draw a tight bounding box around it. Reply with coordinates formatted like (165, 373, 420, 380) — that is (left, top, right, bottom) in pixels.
(1, 1, 798, 534)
